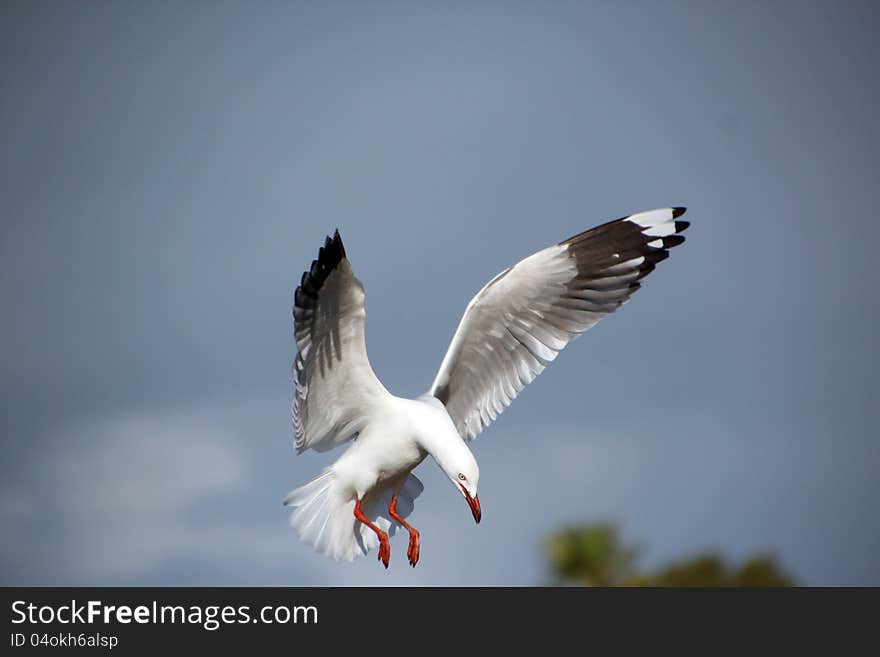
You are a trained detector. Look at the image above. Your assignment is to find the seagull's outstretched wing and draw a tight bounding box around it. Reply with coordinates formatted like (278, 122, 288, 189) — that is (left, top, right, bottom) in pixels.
(292, 231, 388, 453)
(429, 208, 689, 441)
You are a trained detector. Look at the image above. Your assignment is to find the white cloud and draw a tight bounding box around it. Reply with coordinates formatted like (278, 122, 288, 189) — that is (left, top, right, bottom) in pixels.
(0, 399, 290, 583)
(48, 408, 248, 579)
(1, 396, 871, 585)
(55, 411, 244, 513)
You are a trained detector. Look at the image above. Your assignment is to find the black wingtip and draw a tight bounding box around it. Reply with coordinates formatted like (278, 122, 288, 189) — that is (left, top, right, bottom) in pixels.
(672, 206, 687, 218)
(294, 230, 348, 313)
(674, 220, 690, 233)
(644, 249, 670, 265)
(332, 229, 346, 258)
(662, 234, 685, 248)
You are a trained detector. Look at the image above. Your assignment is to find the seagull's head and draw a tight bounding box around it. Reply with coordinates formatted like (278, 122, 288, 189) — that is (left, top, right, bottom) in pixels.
(454, 466, 481, 524)
(439, 448, 481, 524)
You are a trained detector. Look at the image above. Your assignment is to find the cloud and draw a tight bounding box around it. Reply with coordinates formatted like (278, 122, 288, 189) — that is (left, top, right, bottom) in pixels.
(1, 404, 257, 583)
(2, 393, 877, 586)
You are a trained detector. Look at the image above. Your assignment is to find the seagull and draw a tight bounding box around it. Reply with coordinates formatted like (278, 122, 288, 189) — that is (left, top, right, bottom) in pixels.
(284, 207, 689, 568)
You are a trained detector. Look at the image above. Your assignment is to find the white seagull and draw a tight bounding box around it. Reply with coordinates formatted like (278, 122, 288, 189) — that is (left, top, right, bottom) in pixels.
(284, 207, 689, 568)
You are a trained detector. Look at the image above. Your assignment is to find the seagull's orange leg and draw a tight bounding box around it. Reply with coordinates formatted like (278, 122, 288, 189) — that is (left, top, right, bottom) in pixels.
(389, 495, 420, 567)
(354, 498, 390, 568)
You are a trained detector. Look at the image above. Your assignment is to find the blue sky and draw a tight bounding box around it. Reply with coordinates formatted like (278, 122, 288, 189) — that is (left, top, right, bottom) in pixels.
(1, 1, 878, 585)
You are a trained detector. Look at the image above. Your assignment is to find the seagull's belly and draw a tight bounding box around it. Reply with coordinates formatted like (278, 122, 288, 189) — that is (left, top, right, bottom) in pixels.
(372, 435, 427, 483)
(337, 427, 427, 498)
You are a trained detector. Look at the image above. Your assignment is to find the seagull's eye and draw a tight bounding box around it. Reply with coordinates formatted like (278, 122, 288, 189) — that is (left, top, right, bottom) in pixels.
(458, 473, 466, 481)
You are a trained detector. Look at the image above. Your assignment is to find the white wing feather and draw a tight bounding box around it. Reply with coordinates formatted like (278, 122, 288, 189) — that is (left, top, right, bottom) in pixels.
(292, 232, 389, 453)
(429, 208, 689, 440)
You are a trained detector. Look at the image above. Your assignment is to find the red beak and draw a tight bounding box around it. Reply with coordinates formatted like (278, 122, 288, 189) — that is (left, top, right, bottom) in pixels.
(460, 483, 481, 524)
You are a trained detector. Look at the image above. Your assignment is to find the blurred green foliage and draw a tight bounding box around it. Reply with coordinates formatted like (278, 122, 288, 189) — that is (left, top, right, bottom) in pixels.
(545, 523, 795, 587)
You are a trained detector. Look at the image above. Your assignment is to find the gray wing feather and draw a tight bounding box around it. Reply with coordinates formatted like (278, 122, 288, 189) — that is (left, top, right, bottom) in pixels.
(429, 208, 689, 440)
(292, 231, 388, 453)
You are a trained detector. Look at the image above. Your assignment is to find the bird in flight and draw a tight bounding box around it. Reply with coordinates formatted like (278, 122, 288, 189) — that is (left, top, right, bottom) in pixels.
(284, 207, 689, 568)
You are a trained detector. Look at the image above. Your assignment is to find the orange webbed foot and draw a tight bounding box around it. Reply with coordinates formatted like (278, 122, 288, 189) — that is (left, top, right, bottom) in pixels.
(406, 530, 420, 567)
(377, 534, 390, 569)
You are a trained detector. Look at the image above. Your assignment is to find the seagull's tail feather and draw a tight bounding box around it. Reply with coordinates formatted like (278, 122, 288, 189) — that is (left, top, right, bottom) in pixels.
(284, 469, 424, 562)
